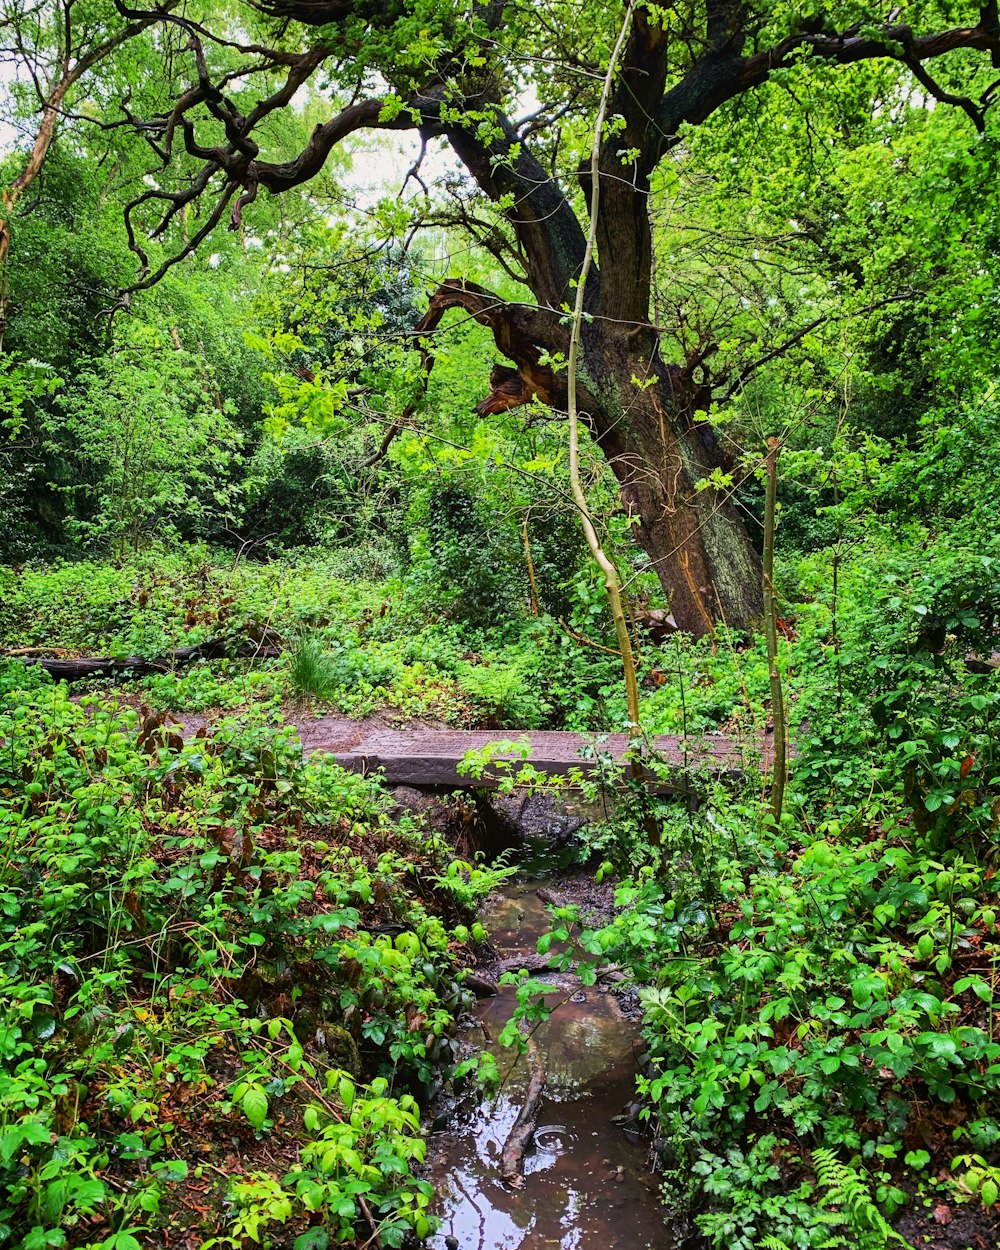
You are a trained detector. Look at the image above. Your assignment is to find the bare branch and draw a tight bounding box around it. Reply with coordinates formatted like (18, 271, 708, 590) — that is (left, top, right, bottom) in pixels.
(716, 291, 924, 405)
(401, 133, 429, 198)
(657, 15, 1000, 146)
(902, 51, 985, 130)
(123, 178, 235, 294)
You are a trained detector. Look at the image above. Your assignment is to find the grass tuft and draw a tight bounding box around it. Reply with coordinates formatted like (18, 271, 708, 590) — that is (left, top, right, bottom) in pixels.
(288, 633, 340, 701)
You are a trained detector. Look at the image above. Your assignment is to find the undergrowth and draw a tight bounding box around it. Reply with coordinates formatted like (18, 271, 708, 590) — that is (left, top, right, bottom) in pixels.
(0, 547, 771, 735)
(502, 531, 1000, 1249)
(0, 685, 501, 1250)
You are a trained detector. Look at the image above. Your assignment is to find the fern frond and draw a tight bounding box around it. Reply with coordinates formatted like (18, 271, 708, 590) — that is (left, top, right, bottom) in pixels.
(812, 1147, 909, 1249)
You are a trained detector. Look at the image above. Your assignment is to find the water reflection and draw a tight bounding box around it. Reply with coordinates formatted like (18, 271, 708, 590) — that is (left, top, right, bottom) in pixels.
(425, 884, 669, 1250)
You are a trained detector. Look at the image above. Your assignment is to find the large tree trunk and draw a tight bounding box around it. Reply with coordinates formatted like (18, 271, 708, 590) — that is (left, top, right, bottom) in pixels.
(584, 331, 763, 635)
(419, 281, 762, 636)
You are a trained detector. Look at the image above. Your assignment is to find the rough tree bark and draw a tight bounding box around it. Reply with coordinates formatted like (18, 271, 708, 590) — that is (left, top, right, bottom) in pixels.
(416, 279, 763, 636)
(110, 0, 1000, 634)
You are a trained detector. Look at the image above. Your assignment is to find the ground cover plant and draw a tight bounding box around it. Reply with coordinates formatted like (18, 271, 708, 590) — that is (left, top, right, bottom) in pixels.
(0, 685, 506, 1250)
(0, 545, 768, 737)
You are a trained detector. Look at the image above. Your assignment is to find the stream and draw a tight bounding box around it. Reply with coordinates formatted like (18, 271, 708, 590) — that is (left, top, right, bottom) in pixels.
(425, 865, 670, 1250)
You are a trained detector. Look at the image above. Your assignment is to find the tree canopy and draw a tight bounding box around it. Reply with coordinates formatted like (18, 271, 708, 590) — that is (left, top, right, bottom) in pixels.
(5, 0, 993, 631)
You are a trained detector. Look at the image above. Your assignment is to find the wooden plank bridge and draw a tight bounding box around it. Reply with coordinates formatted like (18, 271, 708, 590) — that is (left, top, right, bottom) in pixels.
(304, 723, 774, 789)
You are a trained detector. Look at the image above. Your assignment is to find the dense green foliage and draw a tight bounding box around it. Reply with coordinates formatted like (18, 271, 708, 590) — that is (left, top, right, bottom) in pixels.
(4, 2, 1000, 1247)
(0, 688, 510, 1248)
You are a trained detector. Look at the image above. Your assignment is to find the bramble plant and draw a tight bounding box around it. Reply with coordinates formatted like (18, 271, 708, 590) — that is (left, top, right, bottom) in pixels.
(0, 686, 500, 1248)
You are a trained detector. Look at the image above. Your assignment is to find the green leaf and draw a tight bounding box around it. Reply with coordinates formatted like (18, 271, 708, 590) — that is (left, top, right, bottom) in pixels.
(107, 1236, 143, 1250)
(241, 1084, 269, 1130)
(294, 1231, 330, 1250)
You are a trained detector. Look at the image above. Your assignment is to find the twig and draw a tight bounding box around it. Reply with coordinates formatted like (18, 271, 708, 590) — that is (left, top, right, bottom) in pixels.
(557, 618, 622, 657)
(523, 510, 540, 616)
(565, 0, 643, 742)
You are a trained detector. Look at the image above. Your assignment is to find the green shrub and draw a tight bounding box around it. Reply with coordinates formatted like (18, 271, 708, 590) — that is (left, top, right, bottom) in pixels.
(0, 687, 491, 1249)
(406, 483, 522, 628)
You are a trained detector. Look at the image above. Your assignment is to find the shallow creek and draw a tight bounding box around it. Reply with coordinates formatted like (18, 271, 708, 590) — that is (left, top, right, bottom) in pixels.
(425, 876, 670, 1250)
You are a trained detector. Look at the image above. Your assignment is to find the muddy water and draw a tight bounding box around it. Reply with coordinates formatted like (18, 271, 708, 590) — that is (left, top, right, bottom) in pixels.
(426, 880, 669, 1250)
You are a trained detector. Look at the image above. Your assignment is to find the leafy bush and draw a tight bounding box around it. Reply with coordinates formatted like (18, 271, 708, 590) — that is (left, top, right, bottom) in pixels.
(406, 483, 522, 628)
(500, 500, 1000, 1247)
(0, 685, 493, 1249)
(141, 659, 283, 712)
(52, 322, 244, 558)
(243, 429, 405, 557)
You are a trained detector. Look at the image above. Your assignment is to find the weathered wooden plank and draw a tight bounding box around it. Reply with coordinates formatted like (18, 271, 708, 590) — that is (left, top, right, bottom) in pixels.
(330, 728, 764, 789)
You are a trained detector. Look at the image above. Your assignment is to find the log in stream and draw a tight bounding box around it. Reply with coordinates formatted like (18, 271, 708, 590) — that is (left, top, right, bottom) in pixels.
(426, 875, 670, 1250)
(498, 1027, 546, 1187)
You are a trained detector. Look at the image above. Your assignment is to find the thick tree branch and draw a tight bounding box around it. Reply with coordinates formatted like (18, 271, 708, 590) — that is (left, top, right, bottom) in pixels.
(247, 0, 360, 19)
(346, 264, 579, 471)
(590, 3, 665, 326)
(656, 16, 1000, 148)
(119, 3, 587, 309)
(901, 51, 986, 129)
(443, 103, 588, 309)
(122, 180, 236, 294)
(419, 278, 576, 417)
(242, 97, 406, 192)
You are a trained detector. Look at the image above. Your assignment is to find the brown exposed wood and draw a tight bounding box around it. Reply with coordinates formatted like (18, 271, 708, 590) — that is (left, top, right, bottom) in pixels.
(420, 278, 572, 411)
(499, 1028, 546, 1187)
(965, 652, 1000, 674)
(11, 637, 279, 682)
(478, 365, 539, 417)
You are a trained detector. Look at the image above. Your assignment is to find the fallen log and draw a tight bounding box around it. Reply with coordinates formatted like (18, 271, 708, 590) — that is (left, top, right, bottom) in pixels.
(10, 637, 280, 683)
(463, 970, 500, 998)
(485, 955, 564, 983)
(499, 1025, 546, 1187)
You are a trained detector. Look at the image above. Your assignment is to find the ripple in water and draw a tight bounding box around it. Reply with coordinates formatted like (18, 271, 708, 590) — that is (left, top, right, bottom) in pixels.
(532, 1124, 573, 1154)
